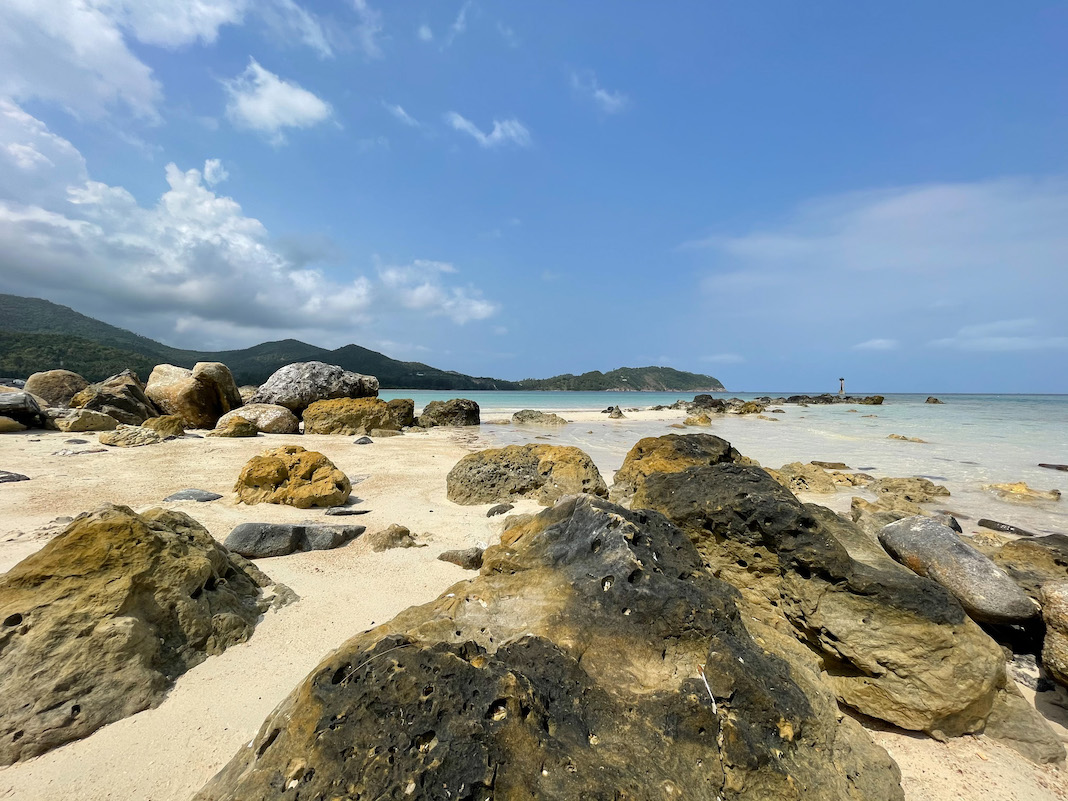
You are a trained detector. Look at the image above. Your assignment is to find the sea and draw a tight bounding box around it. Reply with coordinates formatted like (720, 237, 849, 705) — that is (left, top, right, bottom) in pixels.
(379, 390, 1068, 536)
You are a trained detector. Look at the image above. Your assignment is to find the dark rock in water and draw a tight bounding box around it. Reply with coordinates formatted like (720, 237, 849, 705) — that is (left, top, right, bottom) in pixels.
(323, 506, 370, 516)
(1039, 463, 1068, 472)
(925, 396, 945, 404)
(164, 489, 223, 503)
(249, 361, 378, 414)
(487, 502, 514, 517)
(195, 495, 905, 801)
(0, 392, 45, 428)
(879, 516, 1038, 625)
(224, 522, 364, 558)
(633, 462, 1006, 738)
(353, 436, 373, 445)
(0, 504, 275, 766)
(979, 518, 1037, 537)
(0, 470, 30, 483)
(417, 398, 480, 428)
(437, 546, 484, 570)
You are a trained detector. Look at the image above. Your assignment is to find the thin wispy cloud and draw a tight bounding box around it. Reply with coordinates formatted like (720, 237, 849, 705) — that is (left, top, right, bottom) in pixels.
(384, 103, 420, 127)
(262, 0, 334, 58)
(443, 2, 473, 47)
(701, 353, 746, 364)
(224, 59, 332, 144)
(446, 112, 531, 148)
(571, 71, 629, 114)
(930, 319, 1068, 352)
(352, 0, 384, 59)
(417, 24, 433, 42)
(497, 22, 519, 47)
(852, 339, 899, 351)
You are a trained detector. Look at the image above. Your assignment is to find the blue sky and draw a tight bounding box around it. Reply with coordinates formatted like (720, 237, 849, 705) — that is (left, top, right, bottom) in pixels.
(1, 2, 1066, 392)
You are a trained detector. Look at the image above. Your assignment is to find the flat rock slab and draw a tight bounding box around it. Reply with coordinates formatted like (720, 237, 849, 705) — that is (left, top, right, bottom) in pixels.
(880, 515, 1038, 624)
(979, 518, 1037, 537)
(1039, 463, 1068, 472)
(0, 471, 30, 483)
(164, 489, 224, 503)
(224, 522, 365, 558)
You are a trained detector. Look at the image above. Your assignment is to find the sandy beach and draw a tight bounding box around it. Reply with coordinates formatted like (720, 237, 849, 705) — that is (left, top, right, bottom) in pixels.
(1, 406, 1067, 800)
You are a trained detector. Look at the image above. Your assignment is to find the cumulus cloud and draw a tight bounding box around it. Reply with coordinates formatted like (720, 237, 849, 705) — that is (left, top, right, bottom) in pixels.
(0, 102, 498, 347)
(385, 103, 420, 128)
(224, 59, 332, 143)
(571, 71, 629, 114)
(202, 158, 229, 186)
(852, 339, 898, 351)
(445, 112, 530, 148)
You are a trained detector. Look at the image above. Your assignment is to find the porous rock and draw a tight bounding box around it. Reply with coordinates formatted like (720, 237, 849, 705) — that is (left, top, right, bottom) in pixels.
(303, 397, 413, 435)
(216, 404, 298, 435)
(224, 522, 364, 558)
(24, 369, 88, 407)
(234, 445, 351, 508)
(70, 370, 160, 425)
(609, 433, 741, 504)
(632, 462, 1007, 738)
(879, 516, 1038, 624)
(0, 504, 274, 766)
(447, 444, 606, 506)
(511, 409, 567, 426)
(868, 476, 950, 504)
(206, 416, 258, 438)
(366, 524, 421, 552)
(418, 398, 480, 428)
(1041, 582, 1068, 688)
(249, 362, 378, 414)
(99, 424, 165, 448)
(195, 495, 904, 801)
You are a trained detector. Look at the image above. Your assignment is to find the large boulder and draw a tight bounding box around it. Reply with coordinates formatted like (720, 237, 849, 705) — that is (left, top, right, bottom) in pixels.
(632, 463, 1008, 738)
(0, 504, 277, 766)
(234, 445, 351, 508)
(609, 433, 741, 504)
(224, 522, 364, 558)
(447, 444, 607, 506)
(145, 362, 242, 428)
(24, 369, 88, 407)
(249, 362, 378, 414)
(1041, 582, 1068, 687)
(0, 391, 45, 428)
(302, 397, 413, 435)
(879, 516, 1038, 624)
(195, 496, 904, 801)
(70, 370, 160, 425)
(418, 398, 480, 428)
(216, 403, 299, 434)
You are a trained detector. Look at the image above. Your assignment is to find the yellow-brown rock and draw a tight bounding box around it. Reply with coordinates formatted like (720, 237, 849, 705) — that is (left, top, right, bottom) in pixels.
(983, 482, 1061, 503)
(142, 415, 186, 438)
(145, 362, 242, 429)
(609, 433, 741, 504)
(234, 445, 350, 508)
(446, 444, 606, 506)
(24, 369, 88, 407)
(302, 397, 413, 435)
(207, 416, 258, 438)
(1041, 582, 1068, 687)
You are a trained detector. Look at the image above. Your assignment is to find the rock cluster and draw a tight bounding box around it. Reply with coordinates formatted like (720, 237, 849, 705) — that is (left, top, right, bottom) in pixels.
(0, 504, 278, 766)
(446, 444, 606, 505)
(234, 445, 351, 508)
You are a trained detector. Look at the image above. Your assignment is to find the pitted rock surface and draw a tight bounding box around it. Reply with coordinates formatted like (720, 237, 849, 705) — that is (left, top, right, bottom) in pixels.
(447, 444, 606, 506)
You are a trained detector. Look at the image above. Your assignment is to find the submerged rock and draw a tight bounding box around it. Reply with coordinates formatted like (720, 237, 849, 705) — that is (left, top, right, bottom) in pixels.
(983, 482, 1062, 503)
(447, 444, 607, 506)
(234, 445, 351, 508)
(0, 504, 276, 766)
(195, 496, 904, 801)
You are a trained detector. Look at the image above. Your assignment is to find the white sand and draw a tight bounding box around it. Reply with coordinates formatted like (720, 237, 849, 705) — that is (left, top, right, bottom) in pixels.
(1, 416, 1066, 800)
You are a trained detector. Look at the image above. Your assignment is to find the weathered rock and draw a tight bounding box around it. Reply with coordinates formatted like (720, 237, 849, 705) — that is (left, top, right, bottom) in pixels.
(447, 444, 607, 506)
(767, 462, 838, 494)
(418, 398, 480, 428)
(216, 404, 298, 435)
(487, 503, 514, 517)
(983, 682, 1065, 764)
(437, 547, 484, 570)
(303, 397, 413, 435)
(633, 463, 1007, 738)
(164, 489, 223, 502)
(234, 445, 350, 508)
(733, 400, 766, 414)
(925, 396, 944, 404)
(610, 433, 741, 504)
(0, 416, 27, 433)
(238, 385, 258, 404)
(888, 434, 926, 443)
(192, 361, 244, 410)
(145, 363, 242, 429)
(878, 516, 1038, 625)
(607, 405, 625, 419)
(0, 391, 45, 428)
(24, 369, 88, 407)
(683, 413, 712, 426)
(70, 370, 160, 425)
(249, 362, 378, 414)
(223, 522, 364, 558)
(366, 524, 420, 551)
(0, 470, 29, 483)
(1041, 582, 1068, 688)
(46, 408, 119, 432)
(99, 424, 165, 448)
(195, 495, 904, 801)
(0, 504, 273, 766)
(983, 482, 1061, 503)
(868, 476, 950, 503)
(206, 416, 258, 438)
(512, 409, 567, 426)
(812, 461, 850, 469)
(989, 535, 1068, 604)
(142, 415, 186, 438)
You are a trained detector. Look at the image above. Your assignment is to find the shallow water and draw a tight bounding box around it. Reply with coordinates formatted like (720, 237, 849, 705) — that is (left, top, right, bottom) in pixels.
(379, 391, 1068, 536)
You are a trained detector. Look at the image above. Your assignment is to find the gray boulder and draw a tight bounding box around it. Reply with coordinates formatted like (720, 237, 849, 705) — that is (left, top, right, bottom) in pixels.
(70, 370, 160, 425)
(418, 398, 480, 428)
(224, 522, 365, 558)
(512, 409, 567, 426)
(0, 392, 45, 428)
(164, 489, 223, 502)
(879, 516, 1038, 624)
(249, 362, 378, 414)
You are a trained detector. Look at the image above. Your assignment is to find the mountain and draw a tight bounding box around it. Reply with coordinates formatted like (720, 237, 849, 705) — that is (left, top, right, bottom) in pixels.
(0, 294, 722, 391)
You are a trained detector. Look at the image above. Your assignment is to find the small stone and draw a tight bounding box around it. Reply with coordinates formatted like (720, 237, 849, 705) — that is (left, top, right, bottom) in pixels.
(164, 489, 224, 503)
(0, 471, 30, 483)
(369, 428, 401, 438)
(224, 522, 364, 558)
(65, 439, 89, 445)
(438, 547, 484, 570)
(487, 503, 514, 517)
(354, 436, 373, 445)
(367, 524, 421, 552)
(324, 507, 371, 516)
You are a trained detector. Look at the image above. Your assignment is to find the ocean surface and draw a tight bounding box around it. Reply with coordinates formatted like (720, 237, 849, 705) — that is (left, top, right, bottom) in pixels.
(380, 390, 1068, 536)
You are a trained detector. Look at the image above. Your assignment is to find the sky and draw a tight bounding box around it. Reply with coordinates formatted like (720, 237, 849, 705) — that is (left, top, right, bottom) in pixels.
(0, 2, 1066, 393)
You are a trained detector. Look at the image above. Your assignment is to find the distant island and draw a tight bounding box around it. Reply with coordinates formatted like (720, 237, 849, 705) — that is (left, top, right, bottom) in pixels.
(0, 294, 724, 392)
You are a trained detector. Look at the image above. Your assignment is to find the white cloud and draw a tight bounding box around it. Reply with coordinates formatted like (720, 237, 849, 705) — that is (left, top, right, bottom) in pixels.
(0, 102, 499, 346)
(445, 112, 531, 148)
(930, 319, 1068, 352)
(202, 158, 229, 186)
(417, 24, 433, 42)
(852, 338, 898, 351)
(701, 353, 745, 364)
(571, 71, 629, 114)
(93, 0, 246, 47)
(260, 0, 333, 58)
(352, 0, 383, 59)
(224, 59, 332, 144)
(385, 103, 420, 128)
(444, 2, 472, 47)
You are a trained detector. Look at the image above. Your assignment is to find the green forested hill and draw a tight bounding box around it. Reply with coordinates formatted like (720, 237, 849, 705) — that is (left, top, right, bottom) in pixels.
(0, 294, 721, 391)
